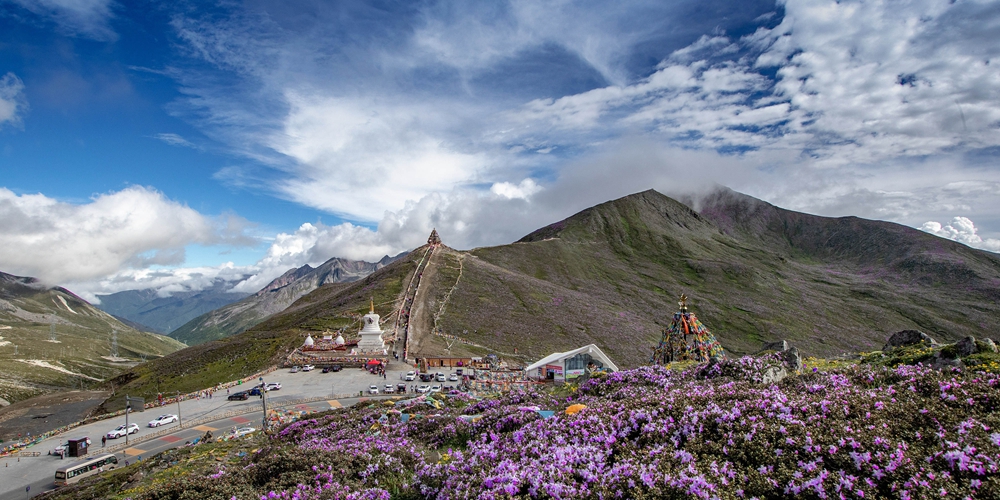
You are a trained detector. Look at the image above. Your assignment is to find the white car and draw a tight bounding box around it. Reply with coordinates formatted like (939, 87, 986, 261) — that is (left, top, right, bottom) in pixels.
(430, 385, 442, 393)
(384, 384, 395, 394)
(302, 364, 315, 372)
(265, 382, 281, 391)
(404, 371, 416, 381)
(106, 423, 140, 439)
(448, 373, 458, 382)
(417, 385, 430, 393)
(368, 385, 379, 395)
(147, 414, 178, 427)
(229, 426, 256, 438)
(435, 373, 446, 382)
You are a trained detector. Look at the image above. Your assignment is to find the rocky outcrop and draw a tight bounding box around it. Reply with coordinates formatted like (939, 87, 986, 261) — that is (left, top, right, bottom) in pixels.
(883, 330, 938, 350)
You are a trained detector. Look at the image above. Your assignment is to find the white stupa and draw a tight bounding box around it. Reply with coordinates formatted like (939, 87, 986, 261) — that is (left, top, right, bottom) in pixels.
(303, 334, 314, 347)
(335, 331, 345, 346)
(353, 299, 387, 354)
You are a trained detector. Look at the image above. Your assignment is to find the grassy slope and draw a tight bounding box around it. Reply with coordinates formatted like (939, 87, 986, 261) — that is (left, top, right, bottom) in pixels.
(0, 282, 184, 404)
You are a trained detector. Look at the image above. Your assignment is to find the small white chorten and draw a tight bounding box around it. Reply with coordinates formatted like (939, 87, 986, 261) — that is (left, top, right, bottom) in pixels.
(335, 332, 345, 346)
(353, 299, 386, 354)
(304, 334, 314, 347)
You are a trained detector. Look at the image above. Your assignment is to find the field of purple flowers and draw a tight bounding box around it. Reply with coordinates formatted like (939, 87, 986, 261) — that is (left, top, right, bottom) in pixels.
(56, 357, 999, 500)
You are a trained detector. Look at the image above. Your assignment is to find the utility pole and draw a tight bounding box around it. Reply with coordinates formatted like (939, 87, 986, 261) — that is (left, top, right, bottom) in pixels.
(176, 391, 181, 428)
(259, 377, 267, 432)
(124, 395, 130, 446)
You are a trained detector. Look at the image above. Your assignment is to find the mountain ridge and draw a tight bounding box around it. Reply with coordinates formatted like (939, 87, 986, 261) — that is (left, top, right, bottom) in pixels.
(102, 188, 1000, 407)
(168, 253, 406, 346)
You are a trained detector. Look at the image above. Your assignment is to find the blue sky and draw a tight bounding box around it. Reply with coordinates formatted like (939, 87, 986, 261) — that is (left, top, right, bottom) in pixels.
(1, 0, 999, 300)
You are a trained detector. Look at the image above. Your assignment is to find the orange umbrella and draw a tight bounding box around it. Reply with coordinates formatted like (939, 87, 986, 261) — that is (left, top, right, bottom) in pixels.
(565, 404, 586, 415)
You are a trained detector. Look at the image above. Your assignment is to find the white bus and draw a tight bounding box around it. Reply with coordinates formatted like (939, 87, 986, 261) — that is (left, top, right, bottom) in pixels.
(54, 453, 119, 486)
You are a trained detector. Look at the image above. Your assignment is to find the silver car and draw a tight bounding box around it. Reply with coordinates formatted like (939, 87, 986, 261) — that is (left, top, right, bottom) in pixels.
(147, 414, 178, 427)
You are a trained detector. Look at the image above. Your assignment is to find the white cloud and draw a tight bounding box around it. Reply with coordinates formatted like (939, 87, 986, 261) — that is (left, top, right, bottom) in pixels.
(921, 217, 1000, 253)
(490, 178, 541, 200)
(0, 73, 28, 128)
(265, 93, 489, 221)
(7, 0, 117, 41)
(72, 263, 256, 303)
(0, 186, 254, 286)
(153, 133, 199, 149)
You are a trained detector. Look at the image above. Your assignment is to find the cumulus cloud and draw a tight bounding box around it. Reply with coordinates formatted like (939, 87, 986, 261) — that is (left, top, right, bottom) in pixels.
(266, 93, 489, 221)
(921, 217, 1000, 253)
(7, 0, 118, 41)
(70, 263, 257, 303)
(0, 73, 28, 128)
(0, 186, 255, 286)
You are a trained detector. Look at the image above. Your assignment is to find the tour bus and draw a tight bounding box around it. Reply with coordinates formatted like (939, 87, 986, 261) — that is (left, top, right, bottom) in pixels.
(53, 453, 119, 486)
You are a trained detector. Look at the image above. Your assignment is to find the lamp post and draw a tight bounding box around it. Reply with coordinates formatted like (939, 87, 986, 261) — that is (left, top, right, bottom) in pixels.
(176, 391, 181, 428)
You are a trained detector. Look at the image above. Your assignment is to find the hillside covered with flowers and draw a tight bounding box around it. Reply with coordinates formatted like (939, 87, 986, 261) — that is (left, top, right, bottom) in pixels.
(43, 351, 1000, 500)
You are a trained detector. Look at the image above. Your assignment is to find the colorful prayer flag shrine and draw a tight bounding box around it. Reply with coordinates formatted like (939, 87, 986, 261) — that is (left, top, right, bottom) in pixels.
(651, 294, 726, 364)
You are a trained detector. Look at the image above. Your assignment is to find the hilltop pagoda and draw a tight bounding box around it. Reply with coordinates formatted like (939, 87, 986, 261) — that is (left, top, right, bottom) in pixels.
(427, 228, 442, 246)
(651, 294, 726, 364)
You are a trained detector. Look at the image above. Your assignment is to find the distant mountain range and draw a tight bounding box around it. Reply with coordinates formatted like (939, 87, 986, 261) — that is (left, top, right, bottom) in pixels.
(94, 278, 253, 334)
(0, 272, 185, 405)
(104, 188, 1000, 408)
(168, 254, 405, 346)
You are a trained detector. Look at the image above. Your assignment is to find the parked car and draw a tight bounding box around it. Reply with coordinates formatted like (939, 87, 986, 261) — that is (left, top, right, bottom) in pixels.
(228, 391, 250, 401)
(106, 424, 139, 439)
(396, 383, 407, 393)
(430, 385, 442, 393)
(147, 414, 178, 427)
(266, 382, 281, 391)
(417, 385, 431, 393)
(248, 387, 263, 397)
(419, 374, 434, 382)
(290, 366, 301, 373)
(404, 371, 416, 381)
(329, 365, 343, 372)
(229, 426, 256, 438)
(368, 385, 379, 395)
(448, 373, 458, 382)
(456, 369, 463, 376)
(321, 366, 330, 373)
(435, 373, 446, 382)
(384, 384, 395, 394)
(302, 364, 315, 371)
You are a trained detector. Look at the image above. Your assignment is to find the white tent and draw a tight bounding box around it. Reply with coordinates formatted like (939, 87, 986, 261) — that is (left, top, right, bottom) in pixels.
(524, 344, 619, 381)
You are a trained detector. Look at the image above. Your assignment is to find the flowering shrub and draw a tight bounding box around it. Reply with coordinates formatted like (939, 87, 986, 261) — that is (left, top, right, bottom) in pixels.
(60, 357, 1000, 500)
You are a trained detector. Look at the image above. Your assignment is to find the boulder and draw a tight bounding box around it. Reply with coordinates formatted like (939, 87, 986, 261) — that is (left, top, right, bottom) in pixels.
(761, 340, 789, 352)
(758, 365, 788, 385)
(783, 346, 802, 372)
(977, 338, 998, 353)
(954, 336, 978, 357)
(883, 330, 937, 351)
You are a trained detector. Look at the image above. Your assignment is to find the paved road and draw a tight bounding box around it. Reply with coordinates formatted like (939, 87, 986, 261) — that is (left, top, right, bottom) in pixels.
(0, 363, 452, 499)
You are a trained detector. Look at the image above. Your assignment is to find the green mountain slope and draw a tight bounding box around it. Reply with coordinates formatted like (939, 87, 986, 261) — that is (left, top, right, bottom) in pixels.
(0, 272, 185, 404)
(428, 189, 1000, 365)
